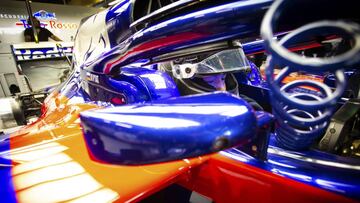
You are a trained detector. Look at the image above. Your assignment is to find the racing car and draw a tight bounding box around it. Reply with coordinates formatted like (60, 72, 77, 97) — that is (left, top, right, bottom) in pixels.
(1, 0, 359, 202)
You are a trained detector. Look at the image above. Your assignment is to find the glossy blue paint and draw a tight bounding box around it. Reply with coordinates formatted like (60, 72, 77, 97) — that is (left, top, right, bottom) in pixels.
(80, 92, 258, 165)
(81, 63, 179, 104)
(51, 0, 360, 200)
(243, 39, 266, 55)
(135, 69, 180, 101)
(235, 111, 273, 161)
(0, 135, 16, 203)
(0, 167, 16, 203)
(105, 0, 134, 47)
(82, 0, 272, 74)
(0, 136, 10, 152)
(234, 61, 263, 86)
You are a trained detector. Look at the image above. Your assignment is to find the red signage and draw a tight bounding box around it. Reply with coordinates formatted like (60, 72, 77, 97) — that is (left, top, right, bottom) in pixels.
(16, 19, 78, 29)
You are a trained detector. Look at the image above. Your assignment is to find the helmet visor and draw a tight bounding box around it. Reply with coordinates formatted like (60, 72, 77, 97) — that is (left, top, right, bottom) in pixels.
(196, 48, 250, 75)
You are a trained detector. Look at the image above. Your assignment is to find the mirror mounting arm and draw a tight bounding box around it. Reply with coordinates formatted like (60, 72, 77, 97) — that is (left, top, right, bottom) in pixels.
(236, 111, 273, 161)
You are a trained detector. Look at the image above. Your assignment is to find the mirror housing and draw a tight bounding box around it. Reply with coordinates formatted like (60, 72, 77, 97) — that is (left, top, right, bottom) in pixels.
(80, 92, 257, 165)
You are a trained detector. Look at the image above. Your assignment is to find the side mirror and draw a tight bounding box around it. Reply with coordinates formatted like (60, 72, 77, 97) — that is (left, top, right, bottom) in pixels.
(80, 92, 257, 165)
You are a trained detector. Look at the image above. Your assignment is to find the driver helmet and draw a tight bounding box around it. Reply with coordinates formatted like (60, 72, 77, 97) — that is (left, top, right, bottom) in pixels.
(159, 45, 250, 96)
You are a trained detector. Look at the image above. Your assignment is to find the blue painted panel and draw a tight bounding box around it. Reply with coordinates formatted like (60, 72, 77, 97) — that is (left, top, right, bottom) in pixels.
(82, 64, 179, 104)
(84, 0, 272, 74)
(80, 92, 258, 165)
(105, 0, 134, 48)
(0, 135, 17, 203)
(55, 0, 360, 200)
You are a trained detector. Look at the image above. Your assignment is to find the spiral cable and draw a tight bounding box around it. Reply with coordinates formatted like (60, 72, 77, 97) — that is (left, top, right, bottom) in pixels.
(260, 0, 360, 150)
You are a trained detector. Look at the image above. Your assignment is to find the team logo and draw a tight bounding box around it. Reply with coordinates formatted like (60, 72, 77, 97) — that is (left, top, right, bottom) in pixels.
(15, 10, 78, 29)
(13, 46, 73, 61)
(33, 10, 57, 20)
(17, 19, 78, 29)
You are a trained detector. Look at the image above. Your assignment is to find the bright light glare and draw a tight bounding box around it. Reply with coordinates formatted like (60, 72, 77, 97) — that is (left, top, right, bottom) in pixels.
(2, 142, 63, 156)
(108, 0, 124, 6)
(9, 141, 119, 202)
(315, 179, 352, 189)
(14, 162, 85, 190)
(7, 144, 68, 162)
(220, 151, 248, 163)
(268, 160, 296, 169)
(0, 99, 12, 114)
(92, 114, 200, 128)
(220, 106, 248, 117)
(102, 105, 248, 116)
(141, 74, 167, 89)
(69, 188, 119, 203)
(17, 174, 102, 202)
(274, 170, 312, 182)
(12, 153, 72, 175)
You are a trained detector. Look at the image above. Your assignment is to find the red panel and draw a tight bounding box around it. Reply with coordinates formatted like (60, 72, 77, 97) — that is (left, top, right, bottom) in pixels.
(179, 154, 357, 203)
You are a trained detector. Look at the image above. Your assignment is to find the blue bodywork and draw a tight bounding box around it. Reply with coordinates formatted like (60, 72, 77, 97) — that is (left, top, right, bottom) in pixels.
(68, 0, 360, 199)
(6, 0, 358, 201)
(0, 140, 15, 203)
(225, 138, 360, 200)
(81, 64, 180, 104)
(79, 0, 271, 73)
(81, 92, 263, 165)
